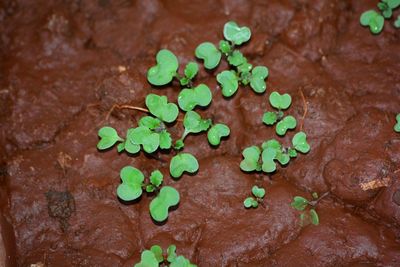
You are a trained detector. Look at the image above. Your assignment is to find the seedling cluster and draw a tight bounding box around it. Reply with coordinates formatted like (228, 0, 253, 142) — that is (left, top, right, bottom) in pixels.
(290, 192, 328, 226)
(135, 245, 196, 267)
(240, 91, 310, 174)
(360, 0, 400, 34)
(244, 186, 266, 208)
(395, 114, 400, 132)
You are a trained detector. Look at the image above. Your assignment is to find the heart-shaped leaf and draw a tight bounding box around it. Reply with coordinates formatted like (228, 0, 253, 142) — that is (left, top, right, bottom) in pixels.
(184, 62, 198, 80)
(128, 126, 160, 153)
(223, 21, 251, 45)
(145, 94, 179, 123)
(97, 127, 123, 150)
(388, 0, 400, 8)
(217, 70, 239, 97)
(262, 112, 277, 125)
(207, 123, 230, 146)
(170, 256, 195, 267)
(310, 209, 319, 225)
(183, 111, 212, 134)
(360, 10, 384, 34)
(394, 114, 400, 132)
(276, 115, 297, 136)
(250, 66, 269, 93)
(150, 245, 164, 263)
(227, 50, 247, 66)
(167, 245, 177, 263)
(124, 128, 141, 154)
(117, 166, 144, 201)
(252, 186, 265, 198)
(150, 170, 163, 187)
(170, 153, 199, 178)
(139, 116, 162, 130)
(269, 91, 292, 110)
(147, 49, 179, 86)
(261, 148, 277, 173)
(134, 250, 159, 267)
(195, 42, 222, 69)
(240, 146, 261, 172)
(291, 196, 308, 211)
(149, 186, 180, 222)
(244, 197, 258, 208)
(292, 131, 310, 153)
(261, 139, 281, 151)
(178, 84, 212, 111)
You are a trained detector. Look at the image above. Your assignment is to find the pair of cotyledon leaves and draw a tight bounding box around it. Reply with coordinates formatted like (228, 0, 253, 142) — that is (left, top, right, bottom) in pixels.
(291, 196, 319, 226)
(262, 92, 297, 136)
(135, 245, 196, 267)
(240, 133, 310, 173)
(117, 167, 179, 222)
(244, 186, 265, 209)
(181, 111, 230, 146)
(360, 0, 400, 34)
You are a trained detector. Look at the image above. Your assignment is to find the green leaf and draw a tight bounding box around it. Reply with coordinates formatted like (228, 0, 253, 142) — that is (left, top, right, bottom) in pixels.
(360, 10, 377, 26)
(291, 196, 308, 211)
(237, 62, 253, 73)
(149, 186, 180, 222)
(207, 123, 230, 146)
(261, 148, 277, 173)
(97, 126, 123, 150)
(240, 146, 261, 172)
(223, 21, 251, 45)
(139, 116, 162, 130)
(216, 70, 239, 97)
(146, 184, 156, 193)
(117, 142, 125, 153)
(141, 132, 160, 153)
(269, 92, 292, 110)
(128, 126, 160, 153)
(170, 153, 199, 178)
(360, 10, 384, 34)
(275, 151, 290, 165)
(167, 245, 177, 263)
(147, 49, 179, 86)
(395, 114, 400, 132)
(159, 131, 172, 149)
(292, 131, 310, 153)
(261, 139, 281, 151)
(178, 84, 212, 111)
(288, 148, 297, 158)
(249, 66, 269, 93)
(252, 186, 265, 198)
(150, 170, 163, 187)
(310, 209, 319, 225)
(219, 40, 232, 54)
(134, 250, 159, 267)
(150, 245, 164, 263)
(183, 111, 212, 134)
(124, 129, 141, 154)
(276, 115, 297, 136)
(195, 42, 222, 69)
(227, 50, 247, 66)
(174, 139, 184, 150)
(145, 94, 179, 123)
(395, 15, 400, 28)
(262, 112, 277, 125)
(244, 197, 258, 208)
(170, 256, 195, 267)
(387, 0, 400, 9)
(184, 62, 198, 80)
(382, 8, 392, 19)
(117, 166, 144, 201)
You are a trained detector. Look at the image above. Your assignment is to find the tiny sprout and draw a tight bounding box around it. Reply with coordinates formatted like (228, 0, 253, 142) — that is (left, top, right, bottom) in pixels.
(207, 123, 230, 146)
(269, 91, 292, 110)
(292, 131, 310, 153)
(147, 49, 179, 86)
(135, 245, 197, 267)
(291, 192, 327, 226)
(244, 186, 265, 208)
(263, 92, 296, 136)
(394, 114, 400, 132)
(150, 186, 180, 222)
(219, 40, 232, 54)
(395, 15, 400, 27)
(249, 66, 269, 93)
(181, 111, 212, 141)
(217, 70, 239, 97)
(179, 62, 199, 86)
(146, 94, 179, 123)
(223, 21, 251, 45)
(195, 42, 222, 69)
(178, 84, 212, 111)
(227, 50, 247, 66)
(360, 10, 384, 34)
(170, 153, 199, 179)
(97, 126, 123, 150)
(240, 146, 261, 172)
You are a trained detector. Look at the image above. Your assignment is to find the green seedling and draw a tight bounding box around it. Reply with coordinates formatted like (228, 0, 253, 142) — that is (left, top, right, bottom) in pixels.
(263, 92, 297, 136)
(135, 245, 197, 267)
(291, 192, 328, 226)
(195, 42, 222, 70)
(146, 94, 179, 123)
(216, 70, 239, 97)
(244, 186, 265, 208)
(395, 113, 400, 132)
(147, 49, 179, 86)
(170, 153, 199, 178)
(178, 84, 212, 111)
(360, 0, 400, 34)
(223, 21, 251, 45)
(116, 167, 179, 222)
(395, 15, 400, 27)
(240, 133, 310, 174)
(97, 126, 124, 150)
(207, 123, 230, 146)
(179, 62, 199, 86)
(175, 111, 212, 148)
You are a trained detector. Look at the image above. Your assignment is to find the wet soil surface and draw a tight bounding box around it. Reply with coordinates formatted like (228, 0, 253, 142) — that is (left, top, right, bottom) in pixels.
(1, 0, 400, 266)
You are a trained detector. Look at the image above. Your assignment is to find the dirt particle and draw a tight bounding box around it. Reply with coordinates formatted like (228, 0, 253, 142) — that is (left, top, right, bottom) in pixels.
(392, 190, 400, 206)
(45, 190, 75, 231)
